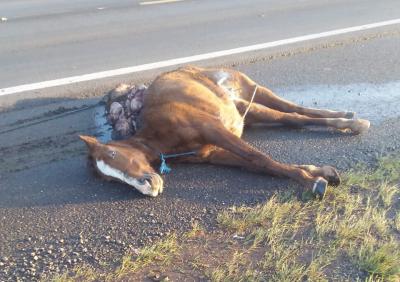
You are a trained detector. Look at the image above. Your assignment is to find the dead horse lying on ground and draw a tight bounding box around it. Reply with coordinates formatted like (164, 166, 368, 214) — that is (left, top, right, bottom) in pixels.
(80, 65, 370, 199)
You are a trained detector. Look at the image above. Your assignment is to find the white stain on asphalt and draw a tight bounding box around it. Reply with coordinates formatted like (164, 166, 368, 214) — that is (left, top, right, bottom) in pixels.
(278, 81, 400, 124)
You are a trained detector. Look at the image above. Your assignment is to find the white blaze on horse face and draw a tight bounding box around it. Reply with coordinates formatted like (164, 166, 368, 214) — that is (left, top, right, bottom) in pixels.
(95, 159, 158, 197)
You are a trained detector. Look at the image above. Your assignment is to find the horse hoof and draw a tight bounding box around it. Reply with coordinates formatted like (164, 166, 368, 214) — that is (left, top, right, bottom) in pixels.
(352, 119, 370, 134)
(321, 166, 341, 186)
(312, 178, 328, 199)
(345, 111, 355, 119)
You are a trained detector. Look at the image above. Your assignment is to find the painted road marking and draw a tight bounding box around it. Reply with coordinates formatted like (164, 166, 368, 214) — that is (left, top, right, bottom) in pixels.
(1, 18, 400, 96)
(139, 0, 185, 6)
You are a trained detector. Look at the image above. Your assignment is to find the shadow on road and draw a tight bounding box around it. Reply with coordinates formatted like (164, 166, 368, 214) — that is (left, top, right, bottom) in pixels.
(0, 129, 356, 209)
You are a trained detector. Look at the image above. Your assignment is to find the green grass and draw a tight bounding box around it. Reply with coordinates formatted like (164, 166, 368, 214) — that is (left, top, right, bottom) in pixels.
(355, 240, 400, 281)
(113, 233, 178, 278)
(48, 234, 178, 282)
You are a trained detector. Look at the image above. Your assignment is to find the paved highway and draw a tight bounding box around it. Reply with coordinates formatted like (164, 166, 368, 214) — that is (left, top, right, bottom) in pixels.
(1, 0, 399, 88)
(0, 0, 400, 281)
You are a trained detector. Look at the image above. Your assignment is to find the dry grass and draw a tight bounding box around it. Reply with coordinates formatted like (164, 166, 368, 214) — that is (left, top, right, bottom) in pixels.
(113, 233, 178, 278)
(47, 154, 400, 282)
(48, 234, 178, 282)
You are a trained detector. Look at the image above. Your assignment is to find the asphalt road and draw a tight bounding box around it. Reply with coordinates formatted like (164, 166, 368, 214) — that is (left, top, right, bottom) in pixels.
(1, 0, 400, 88)
(1, 1, 400, 281)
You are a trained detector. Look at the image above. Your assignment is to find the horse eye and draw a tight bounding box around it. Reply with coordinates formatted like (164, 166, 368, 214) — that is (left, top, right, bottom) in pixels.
(109, 151, 117, 159)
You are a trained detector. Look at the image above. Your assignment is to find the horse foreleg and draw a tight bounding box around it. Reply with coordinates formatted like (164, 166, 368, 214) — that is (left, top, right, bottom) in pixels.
(195, 119, 329, 198)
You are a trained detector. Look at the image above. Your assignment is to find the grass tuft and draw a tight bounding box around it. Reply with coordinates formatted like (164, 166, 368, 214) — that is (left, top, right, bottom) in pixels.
(377, 182, 398, 208)
(356, 240, 400, 281)
(113, 234, 178, 279)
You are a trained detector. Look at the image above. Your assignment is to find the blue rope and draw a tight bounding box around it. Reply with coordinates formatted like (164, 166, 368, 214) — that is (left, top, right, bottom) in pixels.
(159, 151, 197, 174)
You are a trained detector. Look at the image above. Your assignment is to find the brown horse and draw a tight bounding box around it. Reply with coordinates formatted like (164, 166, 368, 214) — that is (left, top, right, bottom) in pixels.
(80, 65, 370, 198)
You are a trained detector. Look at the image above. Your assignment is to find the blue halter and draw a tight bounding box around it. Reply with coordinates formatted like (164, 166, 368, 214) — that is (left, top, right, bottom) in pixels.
(159, 151, 197, 174)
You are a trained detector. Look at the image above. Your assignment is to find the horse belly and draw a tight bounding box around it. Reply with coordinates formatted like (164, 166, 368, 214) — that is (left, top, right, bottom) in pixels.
(219, 104, 244, 137)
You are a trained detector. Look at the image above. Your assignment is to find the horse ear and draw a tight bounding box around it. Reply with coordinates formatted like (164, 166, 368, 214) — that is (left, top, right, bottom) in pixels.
(79, 135, 99, 149)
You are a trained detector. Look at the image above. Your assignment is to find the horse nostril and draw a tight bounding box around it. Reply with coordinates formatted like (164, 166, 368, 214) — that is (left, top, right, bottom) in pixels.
(137, 178, 147, 185)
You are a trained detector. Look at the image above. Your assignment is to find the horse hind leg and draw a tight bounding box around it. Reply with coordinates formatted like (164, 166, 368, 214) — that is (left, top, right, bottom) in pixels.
(236, 72, 355, 119)
(236, 99, 370, 135)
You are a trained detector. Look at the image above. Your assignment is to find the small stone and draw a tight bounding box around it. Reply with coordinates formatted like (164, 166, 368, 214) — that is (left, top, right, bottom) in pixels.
(1, 17, 7, 22)
(33, 256, 39, 261)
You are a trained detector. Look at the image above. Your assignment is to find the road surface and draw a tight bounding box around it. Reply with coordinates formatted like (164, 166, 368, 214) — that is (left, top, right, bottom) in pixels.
(0, 0, 400, 281)
(1, 0, 400, 88)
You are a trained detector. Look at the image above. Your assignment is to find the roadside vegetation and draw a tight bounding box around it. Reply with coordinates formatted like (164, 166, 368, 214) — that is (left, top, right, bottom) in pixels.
(49, 154, 400, 282)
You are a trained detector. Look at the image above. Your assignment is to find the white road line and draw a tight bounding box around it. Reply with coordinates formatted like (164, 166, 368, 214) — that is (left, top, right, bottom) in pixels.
(139, 0, 185, 5)
(1, 18, 400, 97)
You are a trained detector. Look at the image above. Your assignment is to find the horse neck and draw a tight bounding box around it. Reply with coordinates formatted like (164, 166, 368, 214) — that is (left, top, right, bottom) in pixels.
(124, 136, 161, 163)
